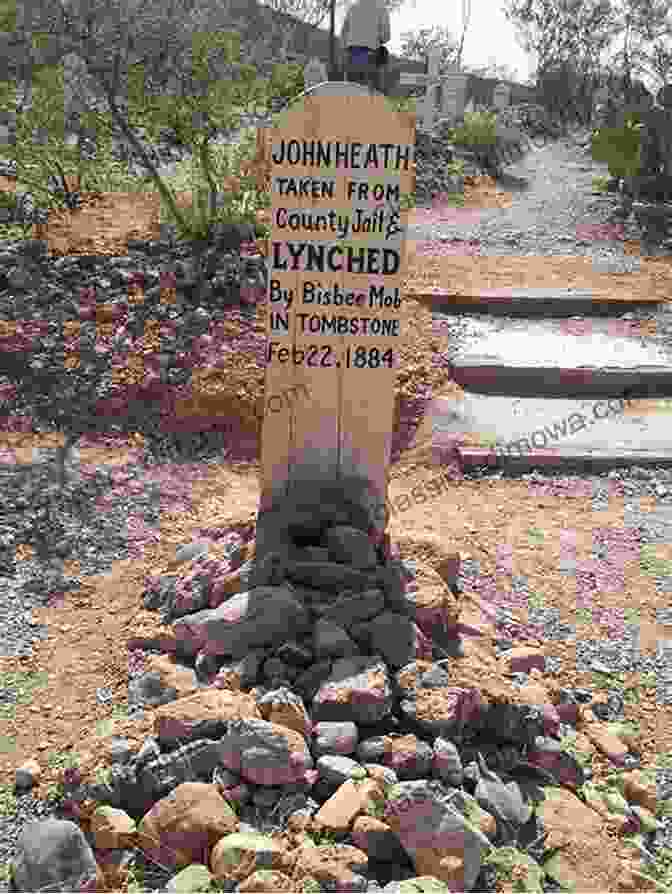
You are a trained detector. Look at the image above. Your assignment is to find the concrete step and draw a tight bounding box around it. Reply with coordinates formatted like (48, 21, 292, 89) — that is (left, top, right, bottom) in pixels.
(421, 286, 668, 317)
(449, 358, 672, 398)
(444, 316, 672, 397)
(432, 393, 672, 473)
(633, 201, 672, 217)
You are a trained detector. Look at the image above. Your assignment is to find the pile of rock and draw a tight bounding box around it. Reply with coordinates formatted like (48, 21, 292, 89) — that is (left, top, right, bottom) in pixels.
(7, 476, 660, 893)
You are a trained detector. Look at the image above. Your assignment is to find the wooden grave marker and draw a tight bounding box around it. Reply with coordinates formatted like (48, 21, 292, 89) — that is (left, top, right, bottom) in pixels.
(256, 83, 415, 555)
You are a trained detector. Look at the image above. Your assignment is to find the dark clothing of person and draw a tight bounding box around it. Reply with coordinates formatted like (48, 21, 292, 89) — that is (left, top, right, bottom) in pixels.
(341, 0, 391, 94)
(345, 45, 381, 92)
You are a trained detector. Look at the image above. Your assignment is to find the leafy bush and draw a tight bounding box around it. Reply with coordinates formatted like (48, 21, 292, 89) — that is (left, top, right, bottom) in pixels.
(119, 29, 272, 246)
(158, 128, 271, 240)
(387, 95, 417, 115)
(266, 61, 305, 107)
(0, 190, 18, 212)
(446, 157, 466, 177)
(591, 112, 643, 179)
(592, 175, 611, 193)
(448, 110, 531, 175)
(451, 110, 498, 149)
(1, 25, 282, 247)
(0, 66, 113, 219)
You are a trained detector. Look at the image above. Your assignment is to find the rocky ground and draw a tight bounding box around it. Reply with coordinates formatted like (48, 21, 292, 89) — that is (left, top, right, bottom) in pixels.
(0, 118, 670, 893)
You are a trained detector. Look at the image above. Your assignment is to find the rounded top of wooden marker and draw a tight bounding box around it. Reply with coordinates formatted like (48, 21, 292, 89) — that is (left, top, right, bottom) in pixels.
(290, 81, 380, 104)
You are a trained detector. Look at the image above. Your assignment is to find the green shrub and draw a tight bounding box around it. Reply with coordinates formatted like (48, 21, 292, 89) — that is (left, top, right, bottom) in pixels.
(157, 126, 271, 240)
(266, 62, 305, 107)
(591, 112, 643, 179)
(0, 190, 18, 211)
(0, 35, 297, 245)
(446, 157, 465, 177)
(592, 175, 610, 193)
(387, 95, 417, 115)
(452, 110, 498, 149)
(0, 53, 144, 217)
(26, 61, 63, 94)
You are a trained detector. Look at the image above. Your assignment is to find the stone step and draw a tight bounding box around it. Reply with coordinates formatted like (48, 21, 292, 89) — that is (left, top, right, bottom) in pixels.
(449, 357, 672, 398)
(432, 392, 672, 473)
(633, 201, 672, 217)
(422, 287, 668, 317)
(443, 312, 672, 397)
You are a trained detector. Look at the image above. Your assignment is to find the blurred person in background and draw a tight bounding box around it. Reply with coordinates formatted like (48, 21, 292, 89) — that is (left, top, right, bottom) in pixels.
(341, 0, 391, 94)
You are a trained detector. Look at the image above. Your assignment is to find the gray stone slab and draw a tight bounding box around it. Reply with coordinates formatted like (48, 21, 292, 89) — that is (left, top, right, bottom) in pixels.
(449, 360, 672, 397)
(425, 287, 666, 317)
(449, 359, 672, 398)
(453, 446, 672, 474)
(432, 393, 672, 472)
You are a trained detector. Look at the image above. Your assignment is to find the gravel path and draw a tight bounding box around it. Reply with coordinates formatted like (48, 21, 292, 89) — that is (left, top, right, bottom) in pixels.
(410, 133, 641, 261)
(427, 130, 672, 375)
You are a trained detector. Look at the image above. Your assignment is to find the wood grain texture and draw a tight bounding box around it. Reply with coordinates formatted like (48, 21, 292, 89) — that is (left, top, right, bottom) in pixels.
(259, 85, 414, 539)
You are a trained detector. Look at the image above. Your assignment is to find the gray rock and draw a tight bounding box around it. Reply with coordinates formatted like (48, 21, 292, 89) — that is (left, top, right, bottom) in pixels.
(478, 702, 545, 746)
(432, 738, 464, 786)
(357, 736, 388, 764)
(215, 718, 313, 787)
(133, 736, 161, 769)
(320, 588, 386, 627)
(128, 669, 184, 709)
(299, 546, 331, 563)
(262, 656, 294, 684)
(325, 525, 379, 570)
(316, 754, 363, 787)
(215, 650, 265, 689)
(10, 819, 100, 893)
(313, 618, 360, 659)
(312, 656, 394, 726)
(105, 737, 133, 766)
(252, 786, 282, 808)
(389, 737, 434, 781)
(473, 753, 533, 830)
(377, 560, 411, 615)
(293, 659, 334, 702)
(418, 666, 451, 688)
(384, 780, 490, 891)
(312, 721, 359, 756)
(248, 551, 290, 588)
(172, 586, 311, 659)
(195, 650, 219, 683)
(355, 819, 410, 863)
(285, 560, 382, 594)
(363, 612, 421, 669)
(275, 639, 314, 667)
(212, 767, 241, 789)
